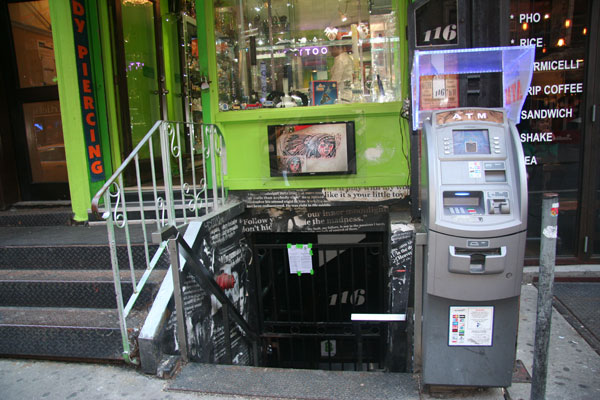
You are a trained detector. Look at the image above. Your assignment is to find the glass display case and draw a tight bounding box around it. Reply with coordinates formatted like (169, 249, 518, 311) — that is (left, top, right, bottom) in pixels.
(214, 0, 400, 110)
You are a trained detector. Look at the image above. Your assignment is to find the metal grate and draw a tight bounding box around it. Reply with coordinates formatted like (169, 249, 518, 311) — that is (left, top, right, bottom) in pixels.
(254, 236, 386, 371)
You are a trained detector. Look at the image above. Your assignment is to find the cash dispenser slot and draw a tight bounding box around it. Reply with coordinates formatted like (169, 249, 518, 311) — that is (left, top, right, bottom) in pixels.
(448, 246, 506, 274)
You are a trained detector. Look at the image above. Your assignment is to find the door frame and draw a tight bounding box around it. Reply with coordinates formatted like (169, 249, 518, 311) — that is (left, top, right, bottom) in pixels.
(0, 0, 69, 201)
(578, 0, 600, 261)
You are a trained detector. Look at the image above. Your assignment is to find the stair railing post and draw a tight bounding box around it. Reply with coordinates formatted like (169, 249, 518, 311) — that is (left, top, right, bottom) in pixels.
(209, 125, 220, 212)
(167, 235, 189, 362)
(174, 122, 189, 225)
(103, 190, 135, 364)
(217, 131, 226, 207)
(188, 122, 200, 218)
(200, 124, 210, 214)
(160, 121, 177, 227)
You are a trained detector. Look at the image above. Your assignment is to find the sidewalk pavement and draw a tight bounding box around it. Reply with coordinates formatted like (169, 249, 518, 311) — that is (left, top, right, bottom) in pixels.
(1, 283, 599, 400)
(506, 283, 600, 400)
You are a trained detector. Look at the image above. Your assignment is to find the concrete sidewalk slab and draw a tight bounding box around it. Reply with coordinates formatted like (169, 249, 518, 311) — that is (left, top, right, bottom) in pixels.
(1, 283, 599, 400)
(507, 284, 600, 400)
(522, 265, 600, 283)
(0, 359, 246, 400)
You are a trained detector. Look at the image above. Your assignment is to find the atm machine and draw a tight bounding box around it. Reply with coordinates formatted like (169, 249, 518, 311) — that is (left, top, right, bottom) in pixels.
(420, 107, 528, 387)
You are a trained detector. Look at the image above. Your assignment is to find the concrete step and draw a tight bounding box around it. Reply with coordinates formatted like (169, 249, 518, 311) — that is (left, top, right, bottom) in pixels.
(0, 306, 145, 360)
(0, 206, 73, 227)
(0, 243, 169, 270)
(0, 225, 154, 246)
(0, 269, 166, 309)
(0, 225, 170, 270)
(167, 363, 420, 400)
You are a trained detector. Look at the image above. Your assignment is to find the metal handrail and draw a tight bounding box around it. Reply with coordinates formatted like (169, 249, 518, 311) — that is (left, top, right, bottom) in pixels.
(91, 120, 162, 216)
(90, 120, 227, 364)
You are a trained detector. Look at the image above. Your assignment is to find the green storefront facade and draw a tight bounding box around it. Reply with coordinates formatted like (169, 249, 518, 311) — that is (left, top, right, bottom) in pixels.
(1, 0, 599, 264)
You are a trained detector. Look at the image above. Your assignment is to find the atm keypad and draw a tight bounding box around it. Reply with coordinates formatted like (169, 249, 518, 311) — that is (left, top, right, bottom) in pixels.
(443, 137, 451, 154)
(493, 136, 501, 154)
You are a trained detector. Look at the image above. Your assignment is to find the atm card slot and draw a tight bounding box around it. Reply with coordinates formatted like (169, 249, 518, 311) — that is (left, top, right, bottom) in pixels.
(448, 246, 506, 275)
(484, 169, 506, 182)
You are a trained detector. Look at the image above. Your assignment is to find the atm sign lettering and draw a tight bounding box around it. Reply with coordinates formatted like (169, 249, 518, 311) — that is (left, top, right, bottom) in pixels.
(436, 109, 504, 125)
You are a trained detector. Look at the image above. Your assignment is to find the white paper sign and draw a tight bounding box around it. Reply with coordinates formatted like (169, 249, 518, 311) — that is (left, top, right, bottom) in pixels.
(432, 76, 446, 99)
(288, 244, 313, 274)
(449, 306, 494, 346)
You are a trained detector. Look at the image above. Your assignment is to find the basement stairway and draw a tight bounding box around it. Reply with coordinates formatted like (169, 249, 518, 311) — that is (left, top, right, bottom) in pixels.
(0, 205, 168, 361)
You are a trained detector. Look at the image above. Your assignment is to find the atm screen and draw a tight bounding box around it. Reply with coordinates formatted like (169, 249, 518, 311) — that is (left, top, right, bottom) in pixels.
(452, 129, 490, 155)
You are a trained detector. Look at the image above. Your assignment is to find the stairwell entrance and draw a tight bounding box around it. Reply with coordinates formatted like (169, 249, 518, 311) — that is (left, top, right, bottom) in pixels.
(252, 232, 387, 371)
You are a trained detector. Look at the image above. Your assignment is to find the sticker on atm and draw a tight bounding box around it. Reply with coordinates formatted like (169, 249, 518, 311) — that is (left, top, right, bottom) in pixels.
(468, 162, 482, 178)
(448, 306, 494, 346)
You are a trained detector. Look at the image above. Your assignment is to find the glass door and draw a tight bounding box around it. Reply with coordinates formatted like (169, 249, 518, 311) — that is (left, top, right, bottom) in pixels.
(510, 0, 598, 262)
(4, 0, 68, 200)
(113, 0, 166, 157)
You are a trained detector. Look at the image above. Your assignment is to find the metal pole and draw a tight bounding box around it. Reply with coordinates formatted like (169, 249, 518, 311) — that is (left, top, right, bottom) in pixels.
(531, 193, 559, 400)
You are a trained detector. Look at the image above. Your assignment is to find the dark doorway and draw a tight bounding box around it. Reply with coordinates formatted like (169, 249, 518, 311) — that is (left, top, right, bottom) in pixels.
(252, 232, 388, 371)
(0, 0, 69, 201)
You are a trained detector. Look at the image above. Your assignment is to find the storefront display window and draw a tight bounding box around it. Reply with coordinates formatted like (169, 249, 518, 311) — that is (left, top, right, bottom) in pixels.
(214, 0, 400, 110)
(509, 0, 589, 257)
(8, 1, 57, 88)
(181, 12, 203, 123)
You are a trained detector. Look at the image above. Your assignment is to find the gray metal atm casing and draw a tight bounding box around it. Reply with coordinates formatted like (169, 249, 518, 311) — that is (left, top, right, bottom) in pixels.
(421, 108, 528, 387)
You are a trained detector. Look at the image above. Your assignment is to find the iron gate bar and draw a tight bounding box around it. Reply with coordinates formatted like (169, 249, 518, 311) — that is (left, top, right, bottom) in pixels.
(311, 266, 317, 322)
(324, 249, 330, 322)
(268, 249, 278, 322)
(254, 240, 385, 371)
(350, 249, 356, 315)
(355, 323, 363, 371)
(265, 321, 369, 326)
(337, 248, 343, 319)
